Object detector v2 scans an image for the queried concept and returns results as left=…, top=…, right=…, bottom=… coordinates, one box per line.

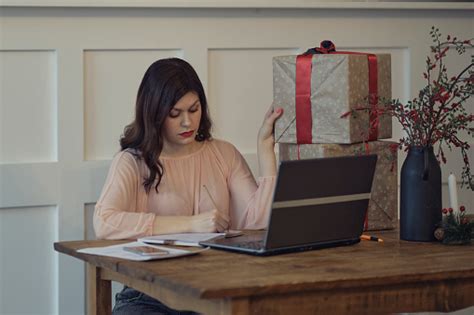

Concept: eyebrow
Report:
left=170, top=100, right=200, bottom=112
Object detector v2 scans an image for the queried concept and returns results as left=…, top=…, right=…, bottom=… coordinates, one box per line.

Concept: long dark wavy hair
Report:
left=120, top=58, right=212, bottom=193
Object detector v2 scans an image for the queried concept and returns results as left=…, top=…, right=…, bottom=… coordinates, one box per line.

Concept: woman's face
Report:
left=162, top=91, right=202, bottom=153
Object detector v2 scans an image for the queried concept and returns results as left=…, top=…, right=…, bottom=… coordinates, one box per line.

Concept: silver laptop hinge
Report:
left=272, top=193, right=371, bottom=209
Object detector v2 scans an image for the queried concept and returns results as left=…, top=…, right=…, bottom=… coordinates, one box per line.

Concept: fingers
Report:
left=264, top=107, right=283, bottom=125
left=258, top=106, right=283, bottom=143
left=214, top=219, right=228, bottom=233
left=193, top=209, right=230, bottom=232
left=264, top=104, right=283, bottom=120
left=264, top=104, right=275, bottom=119
left=214, top=208, right=230, bottom=223
left=270, top=107, right=283, bottom=122
left=210, top=209, right=230, bottom=232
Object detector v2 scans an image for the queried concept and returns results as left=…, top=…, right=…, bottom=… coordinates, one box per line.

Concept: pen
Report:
left=360, top=234, right=384, bottom=242
left=160, top=240, right=177, bottom=246
left=203, top=185, right=218, bottom=209
left=203, top=184, right=230, bottom=232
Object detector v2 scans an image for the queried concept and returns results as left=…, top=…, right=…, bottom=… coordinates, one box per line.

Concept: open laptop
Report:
left=199, top=154, right=377, bottom=256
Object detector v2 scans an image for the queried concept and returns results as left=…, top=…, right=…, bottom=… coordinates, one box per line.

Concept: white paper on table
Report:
left=77, top=241, right=208, bottom=261
left=138, top=230, right=242, bottom=247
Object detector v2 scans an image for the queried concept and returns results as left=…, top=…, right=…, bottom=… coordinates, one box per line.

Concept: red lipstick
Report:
left=179, top=130, right=194, bottom=138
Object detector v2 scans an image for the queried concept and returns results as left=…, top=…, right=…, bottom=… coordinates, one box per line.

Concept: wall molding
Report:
left=1, top=0, right=473, bottom=10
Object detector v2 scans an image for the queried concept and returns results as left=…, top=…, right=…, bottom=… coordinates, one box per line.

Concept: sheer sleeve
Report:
left=93, top=152, right=155, bottom=240
left=227, top=146, right=276, bottom=230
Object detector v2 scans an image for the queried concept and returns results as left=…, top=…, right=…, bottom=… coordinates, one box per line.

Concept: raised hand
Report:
left=258, top=105, right=284, bottom=149
left=257, top=105, right=283, bottom=177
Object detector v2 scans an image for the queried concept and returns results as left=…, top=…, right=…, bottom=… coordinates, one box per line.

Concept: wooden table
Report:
left=54, top=229, right=474, bottom=315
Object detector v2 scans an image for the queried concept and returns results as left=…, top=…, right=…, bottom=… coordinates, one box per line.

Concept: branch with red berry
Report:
left=343, top=27, right=473, bottom=190
left=434, top=206, right=474, bottom=244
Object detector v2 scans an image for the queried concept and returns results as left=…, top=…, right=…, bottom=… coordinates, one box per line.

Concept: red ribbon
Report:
left=362, top=141, right=371, bottom=230
left=389, top=143, right=398, bottom=173
left=366, top=55, right=379, bottom=141
left=295, top=41, right=380, bottom=143
left=295, top=54, right=313, bottom=144
left=364, top=142, right=371, bottom=155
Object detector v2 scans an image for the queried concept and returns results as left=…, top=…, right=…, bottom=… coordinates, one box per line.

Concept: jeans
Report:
left=112, top=286, right=200, bottom=315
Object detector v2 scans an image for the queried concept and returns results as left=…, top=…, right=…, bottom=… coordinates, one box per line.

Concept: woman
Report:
left=93, top=58, right=282, bottom=314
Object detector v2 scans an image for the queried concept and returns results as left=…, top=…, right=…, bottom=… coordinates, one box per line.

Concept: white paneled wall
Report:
left=84, top=49, right=183, bottom=160
left=0, top=206, right=58, bottom=315
left=208, top=48, right=298, bottom=153
left=0, top=50, right=57, bottom=163
left=0, top=3, right=473, bottom=314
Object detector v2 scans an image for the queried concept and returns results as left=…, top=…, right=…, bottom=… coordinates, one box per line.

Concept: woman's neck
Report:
left=160, top=140, right=204, bottom=158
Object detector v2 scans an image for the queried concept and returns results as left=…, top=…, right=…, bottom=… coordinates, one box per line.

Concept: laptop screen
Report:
left=264, top=154, right=377, bottom=249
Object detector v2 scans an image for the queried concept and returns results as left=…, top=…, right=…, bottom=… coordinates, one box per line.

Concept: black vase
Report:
left=400, top=146, right=442, bottom=241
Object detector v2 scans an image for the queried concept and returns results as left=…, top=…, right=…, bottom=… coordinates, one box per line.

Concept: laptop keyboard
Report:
left=233, top=240, right=264, bottom=250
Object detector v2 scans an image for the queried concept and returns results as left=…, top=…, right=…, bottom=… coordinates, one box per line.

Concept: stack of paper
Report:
left=77, top=241, right=207, bottom=261
left=138, top=230, right=243, bottom=247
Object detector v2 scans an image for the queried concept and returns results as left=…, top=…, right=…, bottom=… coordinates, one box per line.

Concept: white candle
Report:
left=448, top=173, right=459, bottom=216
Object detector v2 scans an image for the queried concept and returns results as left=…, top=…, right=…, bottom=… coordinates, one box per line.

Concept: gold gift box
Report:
left=273, top=53, right=392, bottom=144
left=279, top=141, right=398, bottom=231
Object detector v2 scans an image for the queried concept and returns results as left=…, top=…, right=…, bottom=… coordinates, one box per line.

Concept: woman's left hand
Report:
left=257, top=105, right=283, bottom=177
left=258, top=105, right=283, bottom=149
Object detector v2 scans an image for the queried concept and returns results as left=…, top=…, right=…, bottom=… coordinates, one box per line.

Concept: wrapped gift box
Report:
left=279, top=141, right=398, bottom=230
left=273, top=49, right=392, bottom=144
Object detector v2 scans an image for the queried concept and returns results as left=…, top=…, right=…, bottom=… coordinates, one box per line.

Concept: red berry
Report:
left=460, top=206, right=466, bottom=212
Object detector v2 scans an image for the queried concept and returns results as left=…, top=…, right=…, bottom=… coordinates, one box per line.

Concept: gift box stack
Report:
left=273, top=41, right=398, bottom=231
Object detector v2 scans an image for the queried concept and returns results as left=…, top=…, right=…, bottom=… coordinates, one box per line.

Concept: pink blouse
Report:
left=93, top=139, right=276, bottom=240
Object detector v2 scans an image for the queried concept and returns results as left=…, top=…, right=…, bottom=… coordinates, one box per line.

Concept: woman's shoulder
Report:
left=206, top=138, right=242, bottom=160
left=114, top=148, right=138, bottom=160
left=207, top=138, right=239, bottom=154
left=111, top=149, right=142, bottom=170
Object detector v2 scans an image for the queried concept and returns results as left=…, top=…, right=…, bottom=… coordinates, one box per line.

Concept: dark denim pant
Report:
left=112, top=286, right=200, bottom=315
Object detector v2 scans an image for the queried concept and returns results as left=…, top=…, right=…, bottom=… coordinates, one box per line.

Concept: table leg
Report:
left=86, top=263, right=111, bottom=315
left=225, top=298, right=250, bottom=315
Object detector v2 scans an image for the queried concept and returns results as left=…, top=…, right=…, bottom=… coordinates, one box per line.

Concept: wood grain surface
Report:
left=54, top=229, right=474, bottom=307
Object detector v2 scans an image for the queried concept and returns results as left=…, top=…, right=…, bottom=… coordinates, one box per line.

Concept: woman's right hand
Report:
left=190, top=209, right=230, bottom=233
